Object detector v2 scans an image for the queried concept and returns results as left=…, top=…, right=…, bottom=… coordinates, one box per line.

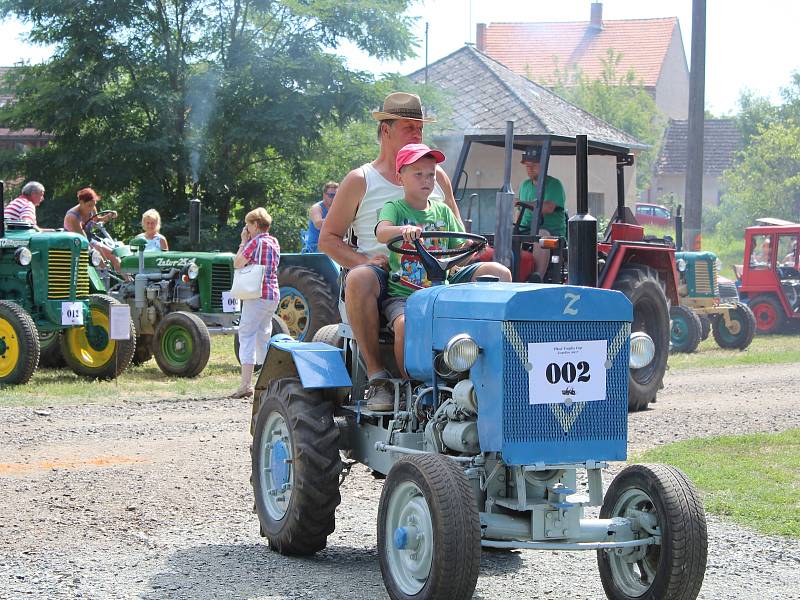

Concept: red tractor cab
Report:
left=735, top=219, right=800, bottom=334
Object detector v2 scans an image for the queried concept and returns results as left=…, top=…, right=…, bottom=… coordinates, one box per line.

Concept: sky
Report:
left=1, top=0, right=798, bottom=115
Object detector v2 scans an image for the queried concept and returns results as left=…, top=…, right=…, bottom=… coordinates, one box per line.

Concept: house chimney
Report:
left=476, top=23, right=487, bottom=52
left=590, top=2, right=603, bottom=30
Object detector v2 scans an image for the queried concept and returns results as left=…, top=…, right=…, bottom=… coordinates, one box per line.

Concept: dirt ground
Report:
left=1, top=362, right=799, bottom=599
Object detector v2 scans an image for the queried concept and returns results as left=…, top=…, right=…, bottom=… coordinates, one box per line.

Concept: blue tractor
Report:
left=248, top=223, right=708, bottom=598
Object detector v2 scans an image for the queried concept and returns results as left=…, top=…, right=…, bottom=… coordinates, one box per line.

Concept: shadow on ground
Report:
left=145, top=541, right=525, bottom=599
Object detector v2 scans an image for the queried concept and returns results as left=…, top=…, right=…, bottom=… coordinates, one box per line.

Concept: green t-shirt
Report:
left=518, top=176, right=566, bottom=237
left=377, top=198, right=464, bottom=298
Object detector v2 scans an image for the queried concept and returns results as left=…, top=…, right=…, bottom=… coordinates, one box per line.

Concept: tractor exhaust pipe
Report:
left=494, top=121, right=515, bottom=269
left=189, top=198, right=201, bottom=250
left=675, top=205, right=683, bottom=251
left=567, top=135, right=597, bottom=287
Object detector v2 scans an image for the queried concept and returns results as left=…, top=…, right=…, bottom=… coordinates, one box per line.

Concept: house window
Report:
left=587, top=192, right=604, bottom=218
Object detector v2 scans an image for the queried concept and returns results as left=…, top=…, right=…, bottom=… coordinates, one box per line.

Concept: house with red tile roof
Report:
left=0, top=66, right=54, bottom=153
left=476, top=2, right=689, bottom=120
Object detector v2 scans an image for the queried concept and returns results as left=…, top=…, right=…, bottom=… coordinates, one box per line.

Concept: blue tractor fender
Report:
left=258, top=334, right=351, bottom=390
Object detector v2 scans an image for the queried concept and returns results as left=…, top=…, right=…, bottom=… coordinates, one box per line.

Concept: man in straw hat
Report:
left=319, top=91, right=462, bottom=410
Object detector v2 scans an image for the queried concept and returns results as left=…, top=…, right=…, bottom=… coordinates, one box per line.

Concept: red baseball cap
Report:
left=396, top=143, right=446, bottom=173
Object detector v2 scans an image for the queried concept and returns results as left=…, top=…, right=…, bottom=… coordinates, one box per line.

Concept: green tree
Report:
left=550, top=49, right=666, bottom=191
left=719, top=72, right=800, bottom=238
left=0, top=0, right=417, bottom=243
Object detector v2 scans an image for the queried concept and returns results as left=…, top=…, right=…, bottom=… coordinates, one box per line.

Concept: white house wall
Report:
left=654, top=27, right=690, bottom=120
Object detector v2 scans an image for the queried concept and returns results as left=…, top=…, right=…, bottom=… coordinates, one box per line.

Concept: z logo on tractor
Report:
left=563, top=292, right=580, bottom=316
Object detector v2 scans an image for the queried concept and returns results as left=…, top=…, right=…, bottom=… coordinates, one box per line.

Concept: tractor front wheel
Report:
left=697, top=314, right=711, bottom=341
left=611, top=265, right=670, bottom=412
left=713, top=302, right=756, bottom=350
left=153, top=311, right=210, bottom=377
left=598, top=464, right=707, bottom=600
left=669, top=306, right=702, bottom=353
left=251, top=377, right=342, bottom=555
left=378, top=454, right=481, bottom=600
left=748, top=295, right=786, bottom=334
left=0, top=300, right=40, bottom=385
left=60, top=294, right=136, bottom=379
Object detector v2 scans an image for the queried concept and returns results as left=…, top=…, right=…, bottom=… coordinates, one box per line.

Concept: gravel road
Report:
left=1, top=362, right=799, bottom=600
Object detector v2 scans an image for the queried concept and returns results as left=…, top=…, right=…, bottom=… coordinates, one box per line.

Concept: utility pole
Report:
left=683, top=0, right=706, bottom=250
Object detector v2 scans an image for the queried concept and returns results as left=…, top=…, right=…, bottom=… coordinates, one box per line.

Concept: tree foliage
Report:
left=0, top=0, right=417, bottom=248
left=550, top=48, right=666, bottom=191
left=718, top=72, right=800, bottom=238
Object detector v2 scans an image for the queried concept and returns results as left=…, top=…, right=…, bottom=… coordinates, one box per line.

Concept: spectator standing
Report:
left=303, top=181, right=338, bottom=253
left=231, top=207, right=281, bottom=399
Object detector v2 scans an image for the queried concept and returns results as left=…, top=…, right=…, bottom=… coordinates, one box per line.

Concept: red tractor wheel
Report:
left=748, top=295, right=786, bottom=334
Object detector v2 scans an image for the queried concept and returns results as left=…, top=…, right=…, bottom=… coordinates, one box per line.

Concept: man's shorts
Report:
left=344, top=263, right=389, bottom=304
left=381, top=262, right=482, bottom=329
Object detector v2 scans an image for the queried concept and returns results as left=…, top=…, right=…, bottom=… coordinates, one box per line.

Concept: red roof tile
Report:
left=481, top=18, right=679, bottom=88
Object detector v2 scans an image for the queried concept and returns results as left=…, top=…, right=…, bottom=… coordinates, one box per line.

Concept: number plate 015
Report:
left=526, top=340, right=607, bottom=405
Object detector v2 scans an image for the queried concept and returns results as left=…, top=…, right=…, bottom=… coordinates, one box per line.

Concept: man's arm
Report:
left=309, top=203, right=324, bottom=229
left=435, top=166, right=462, bottom=223
left=319, top=167, right=386, bottom=269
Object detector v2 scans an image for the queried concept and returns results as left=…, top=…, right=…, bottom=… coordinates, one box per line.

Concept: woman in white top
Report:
left=137, top=209, right=169, bottom=251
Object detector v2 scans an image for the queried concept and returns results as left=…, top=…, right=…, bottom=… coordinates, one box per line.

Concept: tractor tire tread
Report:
left=0, top=300, right=40, bottom=385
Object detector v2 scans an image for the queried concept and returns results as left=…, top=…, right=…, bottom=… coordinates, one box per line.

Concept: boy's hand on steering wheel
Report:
left=401, top=225, right=423, bottom=243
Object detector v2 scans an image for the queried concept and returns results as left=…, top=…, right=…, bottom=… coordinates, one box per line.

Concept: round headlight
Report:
left=629, top=331, right=655, bottom=369
left=676, top=258, right=687, bottom=272
left=15, top=247, right=32, bottom=266
left=89, top=249, right=103, bottom=267
left=443, top=334, right=480, bottom=372
left=186, top=263, right=200, bottom=280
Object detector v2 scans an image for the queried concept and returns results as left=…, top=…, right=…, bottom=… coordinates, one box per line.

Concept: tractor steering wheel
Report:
left=86, top=209, right=117, bottom=224
left=387, top=231, right=487, bottom=284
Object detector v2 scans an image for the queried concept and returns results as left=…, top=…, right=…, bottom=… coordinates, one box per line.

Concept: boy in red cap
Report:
left=375, top=143, right=510, bottom=388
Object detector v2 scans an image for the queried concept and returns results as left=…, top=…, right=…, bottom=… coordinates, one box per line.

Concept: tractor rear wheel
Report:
left=0, top=300, right=40, bottom=385
left=378, top=454, right=481, bottom=600
left=277, top=266, right=339, bottom=341
left=669, top=306, right=702, bottom=353
left=748, top=295, right=786, bottom=334
left=598, top=464, right=707, bottom=600
left=251, top=377, right=341, bottom=555
left=153, top=311, right=210, bottom=377
left=132, top=334, right=153, bottom=365
left=38, top=330, right=66, bottom=368
left=60, top=294, right=136, bottom=379
left=611, top=265, right=670, bottom=412
left=713, top=302, right=756, bottom=350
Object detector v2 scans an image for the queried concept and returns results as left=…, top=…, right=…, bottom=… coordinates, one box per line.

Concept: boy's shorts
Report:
left=381, top=262, right=482, bottom=329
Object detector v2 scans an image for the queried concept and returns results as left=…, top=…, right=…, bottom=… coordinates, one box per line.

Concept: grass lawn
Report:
left=0, top=335, right=241, bottom=407
left=667, top=333, right=800, bottom=370
left=637, top=429, right=800, bottom=538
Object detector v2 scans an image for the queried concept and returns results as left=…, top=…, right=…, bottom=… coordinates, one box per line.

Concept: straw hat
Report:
left=371, top=92, right=435, bottom=123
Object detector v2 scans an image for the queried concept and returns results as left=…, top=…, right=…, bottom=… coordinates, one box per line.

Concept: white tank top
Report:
left=352, top=162, right=445, bottom=258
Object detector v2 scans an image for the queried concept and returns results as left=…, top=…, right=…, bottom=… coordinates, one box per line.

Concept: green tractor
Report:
left=88, top=201, right=287, bottom=377
left=0, top=182, right=135, bottom=384
left=670, top=209, right=756, bottom=353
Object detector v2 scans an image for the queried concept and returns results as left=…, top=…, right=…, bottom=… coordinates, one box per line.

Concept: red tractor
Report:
left=454, top=130, right=677, bottom=412
left=734, top=219, right=800, bottom=334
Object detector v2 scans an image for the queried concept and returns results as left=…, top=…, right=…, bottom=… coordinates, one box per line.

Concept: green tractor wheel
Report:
left=153, top=311, right=210, bottom=377
left=0, top=300, right=40, bottom=385
left=669, top=305, right=702, bottom=353
left=713, top=302, right=756, bottom=350
left=60, top=294, right=136, bottom=380
left=38, top=330, right=66, bottom=368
